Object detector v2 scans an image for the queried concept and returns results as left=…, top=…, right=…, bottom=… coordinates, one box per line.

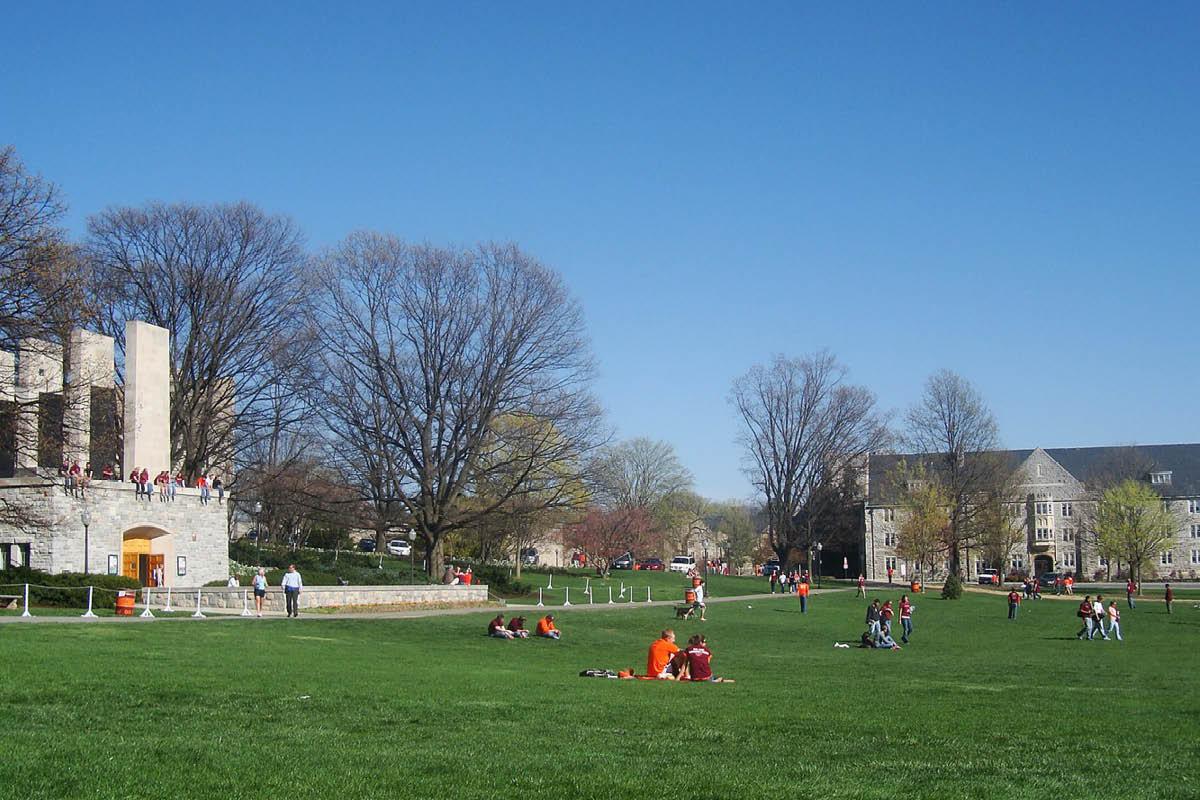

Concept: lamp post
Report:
left=253, top=501, right=263, bottom=561
left=407, top=530, right=416, bottom=584
left=816, top=541, right=823, bottom=589
left=80, top=505, right=92, bottom=575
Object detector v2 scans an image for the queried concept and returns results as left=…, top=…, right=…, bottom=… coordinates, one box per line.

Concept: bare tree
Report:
left=307, top=233, right=604, bottom=577
left=589, top=438, right=693, bottom=511
left=86, top=201, right=311, bottom=481
left=903, top=369, right=1011, bottom=577
left=731, top=351, right=890, bottom=569
left=563, top=507, right=655, bottom=577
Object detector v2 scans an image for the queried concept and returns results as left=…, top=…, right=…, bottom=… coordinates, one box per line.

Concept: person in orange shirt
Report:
left=646, top=629, right=684, bottom=679
left=798, top=579, right=810, bottom=613
left=535, top=614, right=560, bottom=639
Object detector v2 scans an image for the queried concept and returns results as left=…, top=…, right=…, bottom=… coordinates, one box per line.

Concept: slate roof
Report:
left=867, top=444, right=1200, bottom=504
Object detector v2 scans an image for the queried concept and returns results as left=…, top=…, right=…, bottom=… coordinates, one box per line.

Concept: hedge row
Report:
left=0, top=567, right=141, bottom=608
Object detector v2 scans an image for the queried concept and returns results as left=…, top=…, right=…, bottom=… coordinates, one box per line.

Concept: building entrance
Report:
left=121, top=527, right=172, bottom=586
left=1033, top=554, right=1054, bottom=576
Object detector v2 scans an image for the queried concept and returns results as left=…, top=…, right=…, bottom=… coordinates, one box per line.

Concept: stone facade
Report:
left=0, top=475, right=229, bottom=587
left=862, top=446, right=1200, bottom=582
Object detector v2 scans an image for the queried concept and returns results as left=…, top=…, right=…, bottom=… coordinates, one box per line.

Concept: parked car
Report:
left=386, top=539, right=412, bottom=557
left=520, top=547, right=539, bottom=566
left=669, top=555, right=696, bottom=573
left=637, top=558, right=664, bottom=571
left=357, top=538, right=377, bottom=553
left=612, top=552, right=635, bottom=570
left=977, top=569, right=1000, bottom=585
left=1038, top=571, right=1062, bottom=588
left=762, top=559, right=782, bottom=576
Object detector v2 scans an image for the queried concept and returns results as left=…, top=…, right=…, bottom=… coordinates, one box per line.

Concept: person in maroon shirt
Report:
left=1164, top=583, right=1174, bottom=614
left=506, top=615, right=529, bottom=638
left=880, top=600, right=895, bottom=636
left=488, top=614, right=515, bottom=639
left=1076, top=597, right=1095, bottom=639
left=683, top=634, right=734, bottom=683
left=1007, top=589, right=1021, bottom=620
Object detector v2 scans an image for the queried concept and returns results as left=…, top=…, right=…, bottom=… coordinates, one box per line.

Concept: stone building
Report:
left=0, top=320, right=229, bottom=586
left=861, top=444, right=1200, bottom=582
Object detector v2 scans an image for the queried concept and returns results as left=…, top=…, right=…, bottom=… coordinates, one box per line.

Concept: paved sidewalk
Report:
left=0, top=589, right=842, bottom=625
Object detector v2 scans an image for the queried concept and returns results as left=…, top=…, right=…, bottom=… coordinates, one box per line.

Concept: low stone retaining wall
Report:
left=145, top=584, right=489, bottom=612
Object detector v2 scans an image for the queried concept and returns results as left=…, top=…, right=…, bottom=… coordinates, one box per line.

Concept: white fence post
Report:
left=192, top=589, right=206, bottom=619
left=563, top=586, right=571, bottom=606
left=81, top=586, right=98, bottom=618
left=240, top=589, right=253, bottom=617
left=162, top=586, right=173, bottom=612
left=647, top=587, right=651, bottom=603
left=536, top=588, right=544, bottom=607
left=21, top=583, right=32, bottom=617
left=608, top=586, right=613, bottom=604
left=140, top=587, right=155, bottom=618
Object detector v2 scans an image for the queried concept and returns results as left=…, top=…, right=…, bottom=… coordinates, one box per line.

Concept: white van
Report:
left=669, top=555, right=696, bottom=573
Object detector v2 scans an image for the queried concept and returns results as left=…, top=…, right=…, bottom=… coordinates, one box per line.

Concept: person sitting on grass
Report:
left=683, top=634, right=735, bottom=683
left=647, top=629, right=682, bottom=679
left=506, top=615, right=530, bottom=638
left=536, top=614, right=560, bottom=639
left=875, top=629, right=901, bottom=649
left=488, top=614, right=515, bottom=639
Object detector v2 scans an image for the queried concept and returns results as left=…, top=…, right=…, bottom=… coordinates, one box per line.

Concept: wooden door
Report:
left=147, top=554, right=165, bottom=586
left=122, top=554, right=140, bottom=580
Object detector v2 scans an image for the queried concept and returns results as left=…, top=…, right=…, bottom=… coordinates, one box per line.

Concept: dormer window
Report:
left=1151, top=471, right=1172, bottom=485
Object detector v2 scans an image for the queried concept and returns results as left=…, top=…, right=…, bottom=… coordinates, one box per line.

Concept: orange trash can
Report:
left=910, top=580, right=922, bottom=594
left=114, top=591, right=136, bottom=616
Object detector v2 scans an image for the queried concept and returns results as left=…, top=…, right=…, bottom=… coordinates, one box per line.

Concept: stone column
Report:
left=123, top=321, right=170, bottom=475
left=64, top=328, right=115, bottom=467
left=16, top=338, right=63, bottom=470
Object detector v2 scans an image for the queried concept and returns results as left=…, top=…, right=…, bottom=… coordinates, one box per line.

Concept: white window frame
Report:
left=1191, top=549, right=1200, bottom=565
left=1151, top=471, right=1172, bottom=485
left=1062, top=552, right=1076, bottom=567
left=884, top=532, right=896, bottom=547
left=1060, top=503, right=1072, bottom=517
left=1061, top=528, right=1075, bottom=542
left=1191, top=524, right=1200, bottom=539
left=1160, top=551, right=1173, bottom=565
left=1189, top=499, right=1200, bottom=514
left=884, top=556, right=897, bottom=571
left=881, top=508, right=895, bottom=523
left=1035, top=502, right=1053, bottom=515
left=1036, top=528, right=1053, bottom=541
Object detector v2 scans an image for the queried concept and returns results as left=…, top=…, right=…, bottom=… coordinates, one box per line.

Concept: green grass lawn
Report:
left=0, top=590, right=1196, bottom=799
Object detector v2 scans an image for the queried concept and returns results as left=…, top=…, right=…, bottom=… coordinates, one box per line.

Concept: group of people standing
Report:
left=768, top=568, right=810, bottom=595
left=862, top=595, right=913, bottom=648
left=125, top=467, right=223, bottom=503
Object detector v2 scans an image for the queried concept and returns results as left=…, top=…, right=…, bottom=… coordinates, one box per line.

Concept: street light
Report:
left=816, top=541, right=823, bottom=589
left=407, top=529, right=416, bottom=584
left=80, top=505, right=92, bottom=575
left=253, top=501, right=263, bottom=561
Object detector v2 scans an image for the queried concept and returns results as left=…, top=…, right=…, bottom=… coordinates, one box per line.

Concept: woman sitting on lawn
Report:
left=684, top=634, right=734, bottom=683
left=506, top=616, right=530, bottom=638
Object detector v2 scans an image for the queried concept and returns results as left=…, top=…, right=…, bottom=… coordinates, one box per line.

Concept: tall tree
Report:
left=87, top=201, right=311, bottom=481
left=708, top=501, right=762, bottom=571
left=1090, top=480, right=1179, bottom=586
left=731, top=351, right=890, bottom=569
left=903, top=369, right=1010, bottom=576
left=589, top=438, right=693, bottom=511
left=562, top=507, right=655, bottom=577
left=308, top=233, right=604, bottom=577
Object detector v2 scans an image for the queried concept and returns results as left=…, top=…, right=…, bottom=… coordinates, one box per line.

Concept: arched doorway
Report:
left=122, top=526, right=175, bottom=587
left=1033, top=554, right=1053, bottom=577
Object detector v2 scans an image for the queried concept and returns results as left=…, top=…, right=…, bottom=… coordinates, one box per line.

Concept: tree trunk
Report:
left=427, top=535, right=444, bottom=578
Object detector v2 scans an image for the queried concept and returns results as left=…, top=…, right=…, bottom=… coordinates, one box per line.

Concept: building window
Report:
left=1191, top=524, right=1200, bottom=539
left=1192, top=550, right=1200, bottom=565
left=975, top=560, right=986, bottom=574
left=1151, top=471, right=1172, bottom=485
left=1189, top=500, right=1200, bottom=514
left=881, top=508, right=895, bottom=523
left=1011, top=557, right=1024, bottom=570
left=1061, top=528, right=1075, bottom=542
left=1, top=543, right=31, bottom=569
left=1036, top=528, right=1053, bottom=541
left=1098, top=556, right=1108, bottom=568
left=884, top=532, right=896, bottom=546
left=1060, top=503, right=1072, bottom=517
left=1160, top=551, right=1173, bottom=566
left=1062, top=552, right=1076, bottom=567
left=884, top=557, right=897, bottom=571
left=1036, top=465, right=1043, bottom=477
left=1035, top=502, right=1053, bottom=515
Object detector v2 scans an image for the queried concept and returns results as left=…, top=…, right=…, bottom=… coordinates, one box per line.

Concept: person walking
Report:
left=1064, top=574, right=1074, bottom=595
left=1126, top=577, right=1137, bottom=609
left=1077, top=596, right=1095, bottom=640
left=1093, top=594, right=1110, bottom=639
left=1107, top=600, right=1123, bottom=641
left=281, top=564, right=303, bottom=618
left=1164, top=583, right=1174, bottom=614
left=899, top=595, right=913, bottom=643
left=856, top=574, right=867, bottom=598
left=769, top=569, right=778, bottom=594
left=886, top=565, right=894, bottom=585
left=865, top=599, right=882, bottom=639
left=252, top=568, right=268, bottom=617
left=1007, top=588, right=1021, bottom=620
left=798, top=578, right=809, bottom=613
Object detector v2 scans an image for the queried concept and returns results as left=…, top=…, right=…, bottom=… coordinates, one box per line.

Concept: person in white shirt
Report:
left=693, top=580, right=707, bottom=621
left=280, top=564, right=303, bottom=618
left=226, top=575, right=239, bottom=588
left=1107, top=601, right=1123, bottom=641
left=252, top=568, right=268, bottom=617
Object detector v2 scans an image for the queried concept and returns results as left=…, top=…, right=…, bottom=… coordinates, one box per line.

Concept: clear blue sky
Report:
left=4, top=3, right=1198, bottom=499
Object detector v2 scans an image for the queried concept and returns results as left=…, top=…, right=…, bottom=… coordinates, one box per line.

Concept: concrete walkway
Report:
left=0, top=589, right=842, bottom=624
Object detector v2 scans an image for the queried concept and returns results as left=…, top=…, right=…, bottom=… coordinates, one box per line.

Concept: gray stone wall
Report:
left=144, top=583, right=488, bottom=612
left=0, top=474, right=229, bottom=587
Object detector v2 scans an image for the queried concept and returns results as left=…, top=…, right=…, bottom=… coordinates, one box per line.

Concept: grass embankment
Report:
left=0, top=590, right=1195, bottom=799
